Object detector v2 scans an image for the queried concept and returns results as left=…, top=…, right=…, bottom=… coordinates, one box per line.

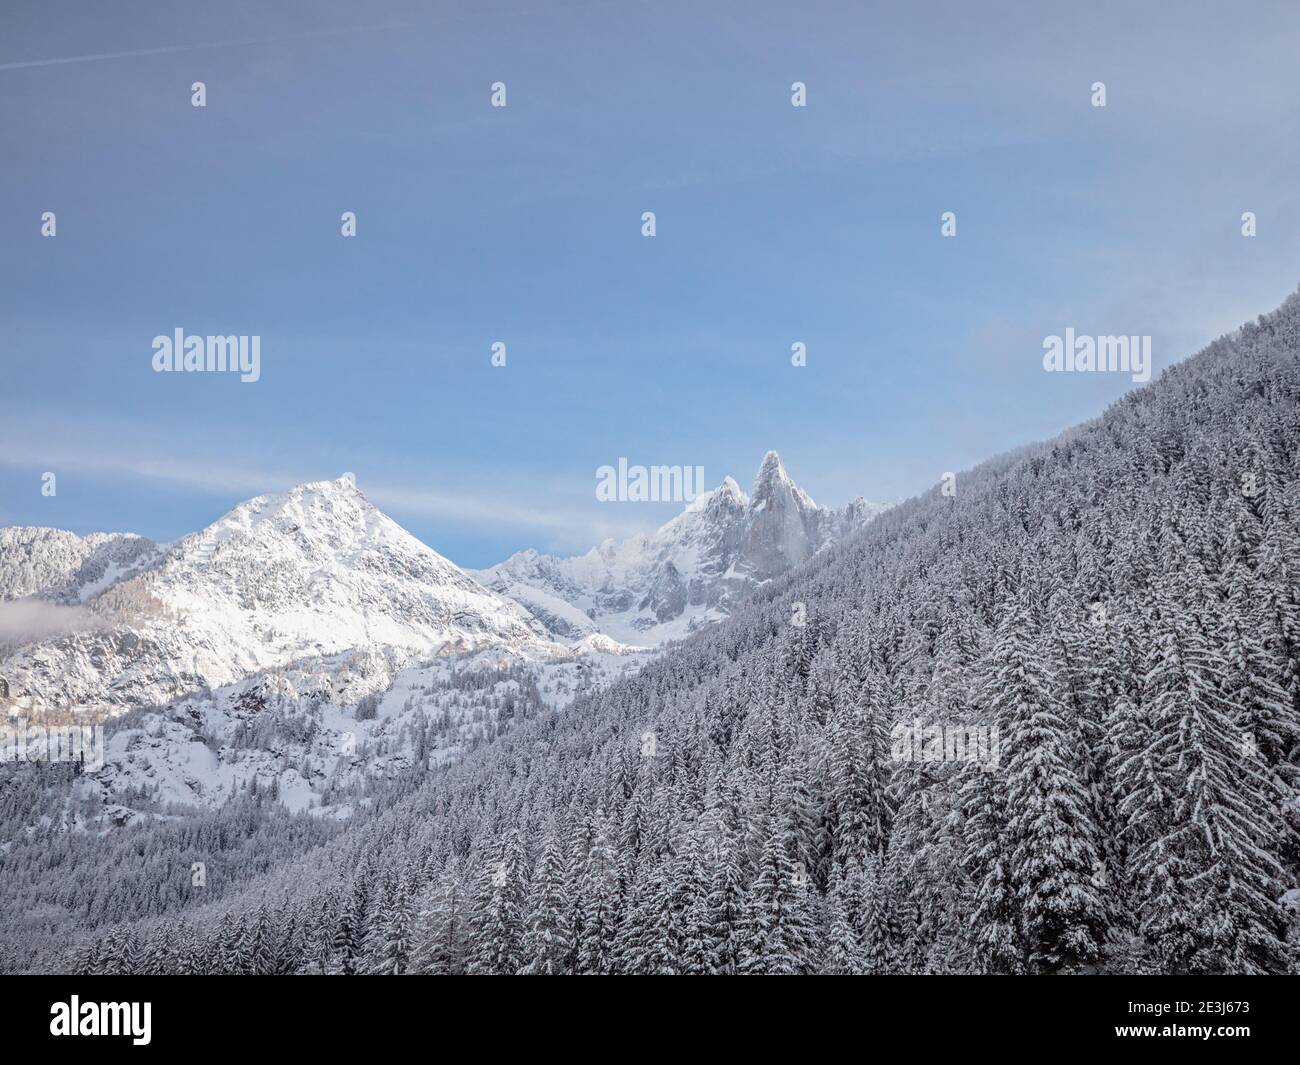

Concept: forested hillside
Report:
left=35, top=293, right=1300, bottom=975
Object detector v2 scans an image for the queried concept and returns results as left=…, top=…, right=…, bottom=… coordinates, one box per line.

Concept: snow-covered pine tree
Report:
left=376, top=876, right=414, bottom=975
left=740, top=785, right=816, bottom=975
left=413, top=857, right=469, bottom=975
left=986, top=590, right=1106, bottom=972
left=822, top=863, right=864, bottom=974
left=574, top=809, right=620, bottom=975
left=521, top=828, right=572, bottom=975
left=959, top=754, right=1022, bottom=973
left=469, top=827, right=528, bottom=975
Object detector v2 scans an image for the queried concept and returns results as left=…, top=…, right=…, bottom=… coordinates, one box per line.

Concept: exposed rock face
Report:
left=473, top=452, right=889, bottom=645
left=640, top=560, right=687, bottom=622
left=741, top=451, right=822, bottom=581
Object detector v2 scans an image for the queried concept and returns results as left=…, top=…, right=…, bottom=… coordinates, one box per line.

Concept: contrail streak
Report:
left=0, top=21, right=424, bottom=72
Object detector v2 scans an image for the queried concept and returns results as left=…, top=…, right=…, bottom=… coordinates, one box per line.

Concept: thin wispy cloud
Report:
left=0, top=20, right=429, bottom=72
left=0, top=422, right=658, bottom=553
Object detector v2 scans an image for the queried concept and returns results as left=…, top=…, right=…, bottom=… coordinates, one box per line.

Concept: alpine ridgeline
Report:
left=472, top=452, right=888, bottom=645
left=0, top=475, right=562, bottom=716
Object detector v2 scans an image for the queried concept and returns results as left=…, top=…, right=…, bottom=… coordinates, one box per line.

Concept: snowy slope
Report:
left=0, top=527, right=160, bottom=603
left=0, top=476, right=565, bottom=716
left=77, top=643, right=650, bottom=822
left=471, top=452, right=889, bottom=645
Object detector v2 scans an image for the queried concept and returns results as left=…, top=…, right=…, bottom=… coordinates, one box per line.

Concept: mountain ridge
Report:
left=471, top=451, right=888, bottom=645
left=0, top=475, right=564, bottom=716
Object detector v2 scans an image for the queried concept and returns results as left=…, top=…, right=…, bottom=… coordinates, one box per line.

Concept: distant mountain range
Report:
left=0, top=454, right=885, bottom=716
left=471, top=451, right=888, bottom=645
left=0, top=476, right=561, bottom=715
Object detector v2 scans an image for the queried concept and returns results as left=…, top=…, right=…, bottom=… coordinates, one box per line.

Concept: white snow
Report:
left=471, top=452, right=889, bottom=646
left=1, top=476, right=568, bottom=716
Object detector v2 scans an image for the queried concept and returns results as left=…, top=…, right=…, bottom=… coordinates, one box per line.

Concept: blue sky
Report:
left=3, top=0, right=1299, bottom=567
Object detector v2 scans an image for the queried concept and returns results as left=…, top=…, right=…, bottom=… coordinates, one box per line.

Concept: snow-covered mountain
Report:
left=75, top=644, right=648, bottom=824
left=0, top=475, right=564, bottom=716
left=0, top=527, right=159, bottom=604
left=471, top=452, right=888, bottom=645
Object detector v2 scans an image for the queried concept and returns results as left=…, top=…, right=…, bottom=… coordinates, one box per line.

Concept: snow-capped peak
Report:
left=175, top=475, right=420, bottom=576
left=473, top=453, right=889, bottom=646
left=749, top=450, right=817, bottom=515
left=685, top=474, right=747, bottom=513
left=752, top=449, right=791, bottom=491
left=0, top=477, right=564, bottom=716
